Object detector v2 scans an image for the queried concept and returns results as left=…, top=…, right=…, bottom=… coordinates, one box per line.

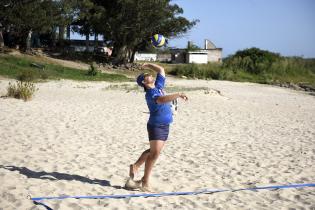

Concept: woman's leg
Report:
left=142, top=140, right=165, bottom=188
left=130, top=149, right=150, bottom=178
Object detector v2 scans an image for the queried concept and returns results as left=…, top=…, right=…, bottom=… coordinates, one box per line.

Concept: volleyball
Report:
left=151, top=34, right=166, bottom=47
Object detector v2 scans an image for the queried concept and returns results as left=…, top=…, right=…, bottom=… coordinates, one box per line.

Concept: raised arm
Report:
left=156, top=93, right=188, bottom=104
left=142, top=63, right=165, bottom=77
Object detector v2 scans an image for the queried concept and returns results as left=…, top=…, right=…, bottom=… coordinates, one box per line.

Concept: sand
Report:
left=0, top=78, right=314, bottom=210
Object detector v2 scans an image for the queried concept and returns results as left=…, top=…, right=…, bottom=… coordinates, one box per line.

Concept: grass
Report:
left=104, top=83, right=210, bottom=93
left=6, top=81, right=36, bottom=101
left=1, top=53, right=314, bottom=90
left=104, top=84, right=141, bottom=92
left=0, top=54, right=129, bottom=82
left=167, top=61, right=315, bottom=88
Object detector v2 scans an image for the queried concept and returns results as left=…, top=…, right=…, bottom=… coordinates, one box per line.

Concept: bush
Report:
left=224, top=47, right=281, bottom=74
left=40, top=71, right=49, bottom=80
left=170, top=63, right=226, bottom=80
left=16, top=69, right=49, bottom=81
left=7, top=81, right=36, bottom=101
left=16, top=70, right=36, bottom=82
left=87, top=63, right=99, bottom=76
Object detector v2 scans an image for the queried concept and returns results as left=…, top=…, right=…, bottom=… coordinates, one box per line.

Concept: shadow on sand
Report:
left=0, top=165, right=123, bottom=190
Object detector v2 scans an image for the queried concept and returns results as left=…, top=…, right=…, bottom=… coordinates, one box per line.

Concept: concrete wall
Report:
left=207, top=49, right=222, bottom=62
left=205, top=39, right=216, bottom=50
left=187, top=52, right=208, bottom=64
left=134, top=53, right=157, bottom=61
left=157, top=54, right=171, bottom=62
left=170, top=45, right=222, bottom=64
left=72, top=45, right=94, bottom=52
left=172, top=52, right=186, bottom=63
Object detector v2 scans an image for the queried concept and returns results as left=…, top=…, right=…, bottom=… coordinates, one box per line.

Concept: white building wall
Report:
left=134, top=53, right=157, bottom=61
left=187, top=53, right=208, bottom=64
left=73, top=46, right=94, bottom=52
left=207, top=49, right=222, bottom=62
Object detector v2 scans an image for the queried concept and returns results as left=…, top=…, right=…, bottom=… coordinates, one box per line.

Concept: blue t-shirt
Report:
left=145, top=73, right=173, bottom=125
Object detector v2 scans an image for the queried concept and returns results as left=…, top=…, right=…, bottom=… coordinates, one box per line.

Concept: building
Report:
left=186, top=50, right=208, bottom=64
left=134, top=52, right=172, bottom=62
left=171, top=49, right=186, bottom=63
left=134, top=52, right=157, bottom=62
left=170, top=39, right=222, bottom=64
left=204, top=39, right=222, bottom=62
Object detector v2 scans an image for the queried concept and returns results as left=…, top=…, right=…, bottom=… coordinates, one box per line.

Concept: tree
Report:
left=0, top=0, right=12, bottom=49
left=71, top=0, right=105, bottom=51
left=0, top=0, right=77, bottom=51
left=1, top=0, right=197, bottom=64
left=224, top=48, right=281, bottom=74
left=94, top=0, right=198, bottom=64
left=186, top=41, right=201, bottom=51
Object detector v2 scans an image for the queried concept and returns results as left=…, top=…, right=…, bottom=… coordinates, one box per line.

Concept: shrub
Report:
left=87, top=63, right=99, bottom=76
left=40, top=72, right=49, bottom=80
left=6, top=81, right=36, bottom=101
left=16, top=69, right=49, bottom=81
left=16, top=70, right=36, bottom=82
left=170, top=63, right=226, bottom=80
left=224, top=47, right=281, bottom=74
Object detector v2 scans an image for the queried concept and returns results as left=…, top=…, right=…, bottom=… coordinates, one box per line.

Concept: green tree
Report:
left=186, top=42, right=201, bottom=51
left=1, top=0, right=197, bottom=64
left=94, top=0, right=198, bottom=64
left=0, top=0, right=13, bottom=48
left=224, top=47, right=281, bottom=74
left=1, top=0, right=76, bottom=51
left=71, top=0, right=105, bottom=51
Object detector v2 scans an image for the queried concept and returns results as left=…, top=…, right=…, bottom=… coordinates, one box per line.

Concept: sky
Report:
left=169, top=0, right=315, bottom=58
left=72, top=0, right=315, bottom=58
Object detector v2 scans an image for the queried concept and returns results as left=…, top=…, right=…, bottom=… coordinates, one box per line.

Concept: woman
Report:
left=129, top=63, right=188, bottom=191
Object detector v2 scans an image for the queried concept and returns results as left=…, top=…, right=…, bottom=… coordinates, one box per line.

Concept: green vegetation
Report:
left=6, top=81, right=36, bottom=101
left=104, top=83, right=209, bottom=93
left=1, top=47, right=314, bottom=91
left=86, top=63, right=99, bottom=76
left=169, top=48, right=315, bottom=89
left=0, top=55, right=129, bottom=82
left=186, top=42, right=202, bottom=52
left=1, top=0, right=197, bottom=63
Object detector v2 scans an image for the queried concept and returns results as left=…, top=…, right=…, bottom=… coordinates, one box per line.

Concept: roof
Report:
left=205, top=39, right=216, bottom=49
left=187, top=50, right=208, bottom=54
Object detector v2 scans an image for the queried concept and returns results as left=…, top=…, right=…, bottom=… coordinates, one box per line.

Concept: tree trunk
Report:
left=26, top=29, right=32, bottom=52
left=130, top=48, right=137, bottom=63
left=94, top=33, right=98, bottom=50
left=85, top=33, right=89, bottom=52
left=0, top=22, right=4, bottom=49
left=51, top=27, right=57, bottom=47
left=66, top=25, right=71, bottom=40
left=59, top=26, right=65, bottom=40
left=0, top=29, right=4, bottom=50
left=112, top=44, right=128, bottom=65
left=59, top=26, right=65, bottom=47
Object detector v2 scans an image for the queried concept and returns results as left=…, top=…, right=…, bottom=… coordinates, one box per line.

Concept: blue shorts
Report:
left=147, top=123, right=170, bottom=141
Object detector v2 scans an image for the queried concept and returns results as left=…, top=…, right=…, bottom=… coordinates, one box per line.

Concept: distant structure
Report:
left=170, top=39, right=222, bottom=64
left=122, top=39, right=222, bottom=64
left=134, top=52, right=157, bottom=62
left=186, top=50, right=208, bottom=64
left=66, top=39, right=112, bottom=56
left=204, top=39, right=222, bottom=62
left=134, top=52, right=172, bottom=62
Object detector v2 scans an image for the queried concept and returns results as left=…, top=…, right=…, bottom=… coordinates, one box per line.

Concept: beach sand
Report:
left=0, top=78, right=314, bottom=210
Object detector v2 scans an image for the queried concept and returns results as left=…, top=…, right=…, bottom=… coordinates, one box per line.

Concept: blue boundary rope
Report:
left=31, top=183, right=315, bottom=210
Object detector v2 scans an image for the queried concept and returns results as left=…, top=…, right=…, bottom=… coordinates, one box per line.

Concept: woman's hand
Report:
left=156, top=92, right=188, bottom=104
left=142, top=63, right=165, bottom=77
left=142, top=63, right=150, bottom=69
left=178, top=93, right=188, bottom=101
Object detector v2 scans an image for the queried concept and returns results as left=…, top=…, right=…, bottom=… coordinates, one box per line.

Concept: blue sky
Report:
left=170, top=0, right=315, bottom=57
left=72, top=0, right=315, bottom=58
